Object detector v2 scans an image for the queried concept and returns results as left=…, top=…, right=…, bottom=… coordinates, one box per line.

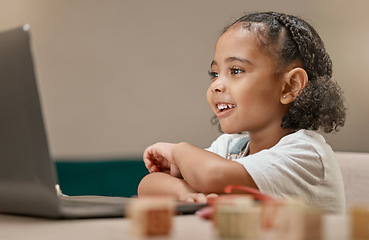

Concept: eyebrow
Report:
left=210, top=57, right=252, bottom=67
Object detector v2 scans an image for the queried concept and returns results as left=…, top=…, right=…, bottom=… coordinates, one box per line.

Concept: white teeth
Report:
left=217, top=104, right=226, bottom=110
left=217, top=104, right=236, bottom=110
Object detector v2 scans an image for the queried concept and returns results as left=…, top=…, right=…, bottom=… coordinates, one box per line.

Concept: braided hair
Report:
left=222, top=12, right=346, bottom=133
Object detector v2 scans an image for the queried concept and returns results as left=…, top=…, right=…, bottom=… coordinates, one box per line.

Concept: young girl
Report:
left=138, top=11, right=346, bottom=214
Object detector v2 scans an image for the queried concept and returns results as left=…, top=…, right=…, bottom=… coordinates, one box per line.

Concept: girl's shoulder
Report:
left=279, top=130, right=329, bottom=150
left=276, top=129, right=335, bottom=161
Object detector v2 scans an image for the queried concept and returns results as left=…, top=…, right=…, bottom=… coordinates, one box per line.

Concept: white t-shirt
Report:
left=206, top=129, right=345, bottom=214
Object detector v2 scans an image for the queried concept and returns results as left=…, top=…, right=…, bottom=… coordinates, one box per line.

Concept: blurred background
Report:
left=0, top=0, right=368, bottom=160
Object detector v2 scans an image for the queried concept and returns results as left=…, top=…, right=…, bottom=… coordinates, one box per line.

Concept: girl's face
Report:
left=206, top=25, right=288, bottom=135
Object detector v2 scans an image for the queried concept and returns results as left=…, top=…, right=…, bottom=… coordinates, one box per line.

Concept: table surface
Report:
left=0, top=214, right=215, bottom=240
left=0, top=213, right=350, bottom=240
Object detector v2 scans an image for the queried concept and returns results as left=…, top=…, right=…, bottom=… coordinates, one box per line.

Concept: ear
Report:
left=280, top=67, right=308, bottom=104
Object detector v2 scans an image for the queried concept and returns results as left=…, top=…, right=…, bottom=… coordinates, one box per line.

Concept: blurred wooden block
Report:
left=214, top=195, right=260, bottom=239
left=303, top=207, right=323, bottom=240
left=261, top=197, right=321, bottom=240
left=127, top=197, right=175, bottom=236
left=267, top=199, right=305, bottom=240
left=351, top=205, right=369, bottom=240
left=322, top=215, right=350, bottom=240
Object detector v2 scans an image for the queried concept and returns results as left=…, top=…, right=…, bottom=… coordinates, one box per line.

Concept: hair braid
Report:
left=270, top=12, right=332, bottom=81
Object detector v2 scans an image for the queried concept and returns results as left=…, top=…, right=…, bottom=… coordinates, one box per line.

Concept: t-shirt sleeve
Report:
left=233, top=137, right=325, bottom=201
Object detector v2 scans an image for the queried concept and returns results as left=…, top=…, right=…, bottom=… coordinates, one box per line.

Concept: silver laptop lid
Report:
left=0, top=25, right=60, bottom=218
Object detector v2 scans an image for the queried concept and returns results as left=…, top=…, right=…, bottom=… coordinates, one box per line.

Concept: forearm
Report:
left=172, top=142, right=257, bottom=193
left=137, top=172, right=198, bottom=200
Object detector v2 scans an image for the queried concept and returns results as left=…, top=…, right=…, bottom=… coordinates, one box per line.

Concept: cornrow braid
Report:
left=214, top=11, right=346, bottom=133
left=270, top=12, right=333, bottom=81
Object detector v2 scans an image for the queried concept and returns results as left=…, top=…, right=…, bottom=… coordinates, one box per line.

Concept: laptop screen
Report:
left=0, top=25, right=60, bottom=217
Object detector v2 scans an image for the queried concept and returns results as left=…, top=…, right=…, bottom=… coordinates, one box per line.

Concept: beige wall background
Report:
left=0, top=0, right=368, bottom=159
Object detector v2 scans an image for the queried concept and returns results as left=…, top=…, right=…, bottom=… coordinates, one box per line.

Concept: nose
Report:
left=210, top=78, right=226, bottom=93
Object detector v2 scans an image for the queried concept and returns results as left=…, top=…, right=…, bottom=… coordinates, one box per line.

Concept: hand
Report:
left=181, top=193, right=218, bottom=203
left=143, top=142, right=182, bottom=177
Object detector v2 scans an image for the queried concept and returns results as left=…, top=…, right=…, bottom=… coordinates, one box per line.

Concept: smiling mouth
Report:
left=216, top=103, right=237, bottom=112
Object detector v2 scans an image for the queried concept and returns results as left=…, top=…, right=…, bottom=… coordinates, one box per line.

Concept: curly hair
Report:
left=218, top=11, right=346, bottom=133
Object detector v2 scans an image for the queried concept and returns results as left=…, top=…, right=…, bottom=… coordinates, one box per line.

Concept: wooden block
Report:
left=127, top=197, right=175, bottom=236
left=260, top=199, right=283, bottom=231
left=350, top=205, right=369, bottom=240
left=260, top=197, right=308, bottom=240
left=303, top=208, right=323, bottom=240
left=322, top=215, right=349, bottom=240
left=214, top=195, right=260, bottom=239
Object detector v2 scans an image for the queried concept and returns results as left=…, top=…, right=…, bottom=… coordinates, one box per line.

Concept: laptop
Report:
left=0, top=25, right=206, bottom=219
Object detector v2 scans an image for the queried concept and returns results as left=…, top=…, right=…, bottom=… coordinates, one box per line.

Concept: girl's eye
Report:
left=208, top=70, right=219, bottom=80
left=230, top=68, right=244, bottom=75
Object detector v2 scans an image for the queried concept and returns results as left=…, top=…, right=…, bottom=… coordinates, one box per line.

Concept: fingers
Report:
left=183, top=193, right=208, bottom=203
left=143, top=145, right=163, bottom=172
left=152, top=148, right=164, bottom=163
left=143, top=143, right=173, bottom=173
left=195, top=194, right=208, bottom=203
left=148, top=165, right=160, bottom=173
left=183, top=196, right=195, bottom=203
left=206, top=193, right=219, bottom=199
left=143, top=147, right=154, bottom=169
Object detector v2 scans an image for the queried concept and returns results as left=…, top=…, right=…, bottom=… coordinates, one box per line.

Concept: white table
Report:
left=0, top=214, right=215, bottom=240
left=0, top=213, right=350, bottom=240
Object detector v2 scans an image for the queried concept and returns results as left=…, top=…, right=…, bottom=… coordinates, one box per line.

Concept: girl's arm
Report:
left=172, top=142, right=258, bottom=194
left=137, top=172, right=211, bottom=202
